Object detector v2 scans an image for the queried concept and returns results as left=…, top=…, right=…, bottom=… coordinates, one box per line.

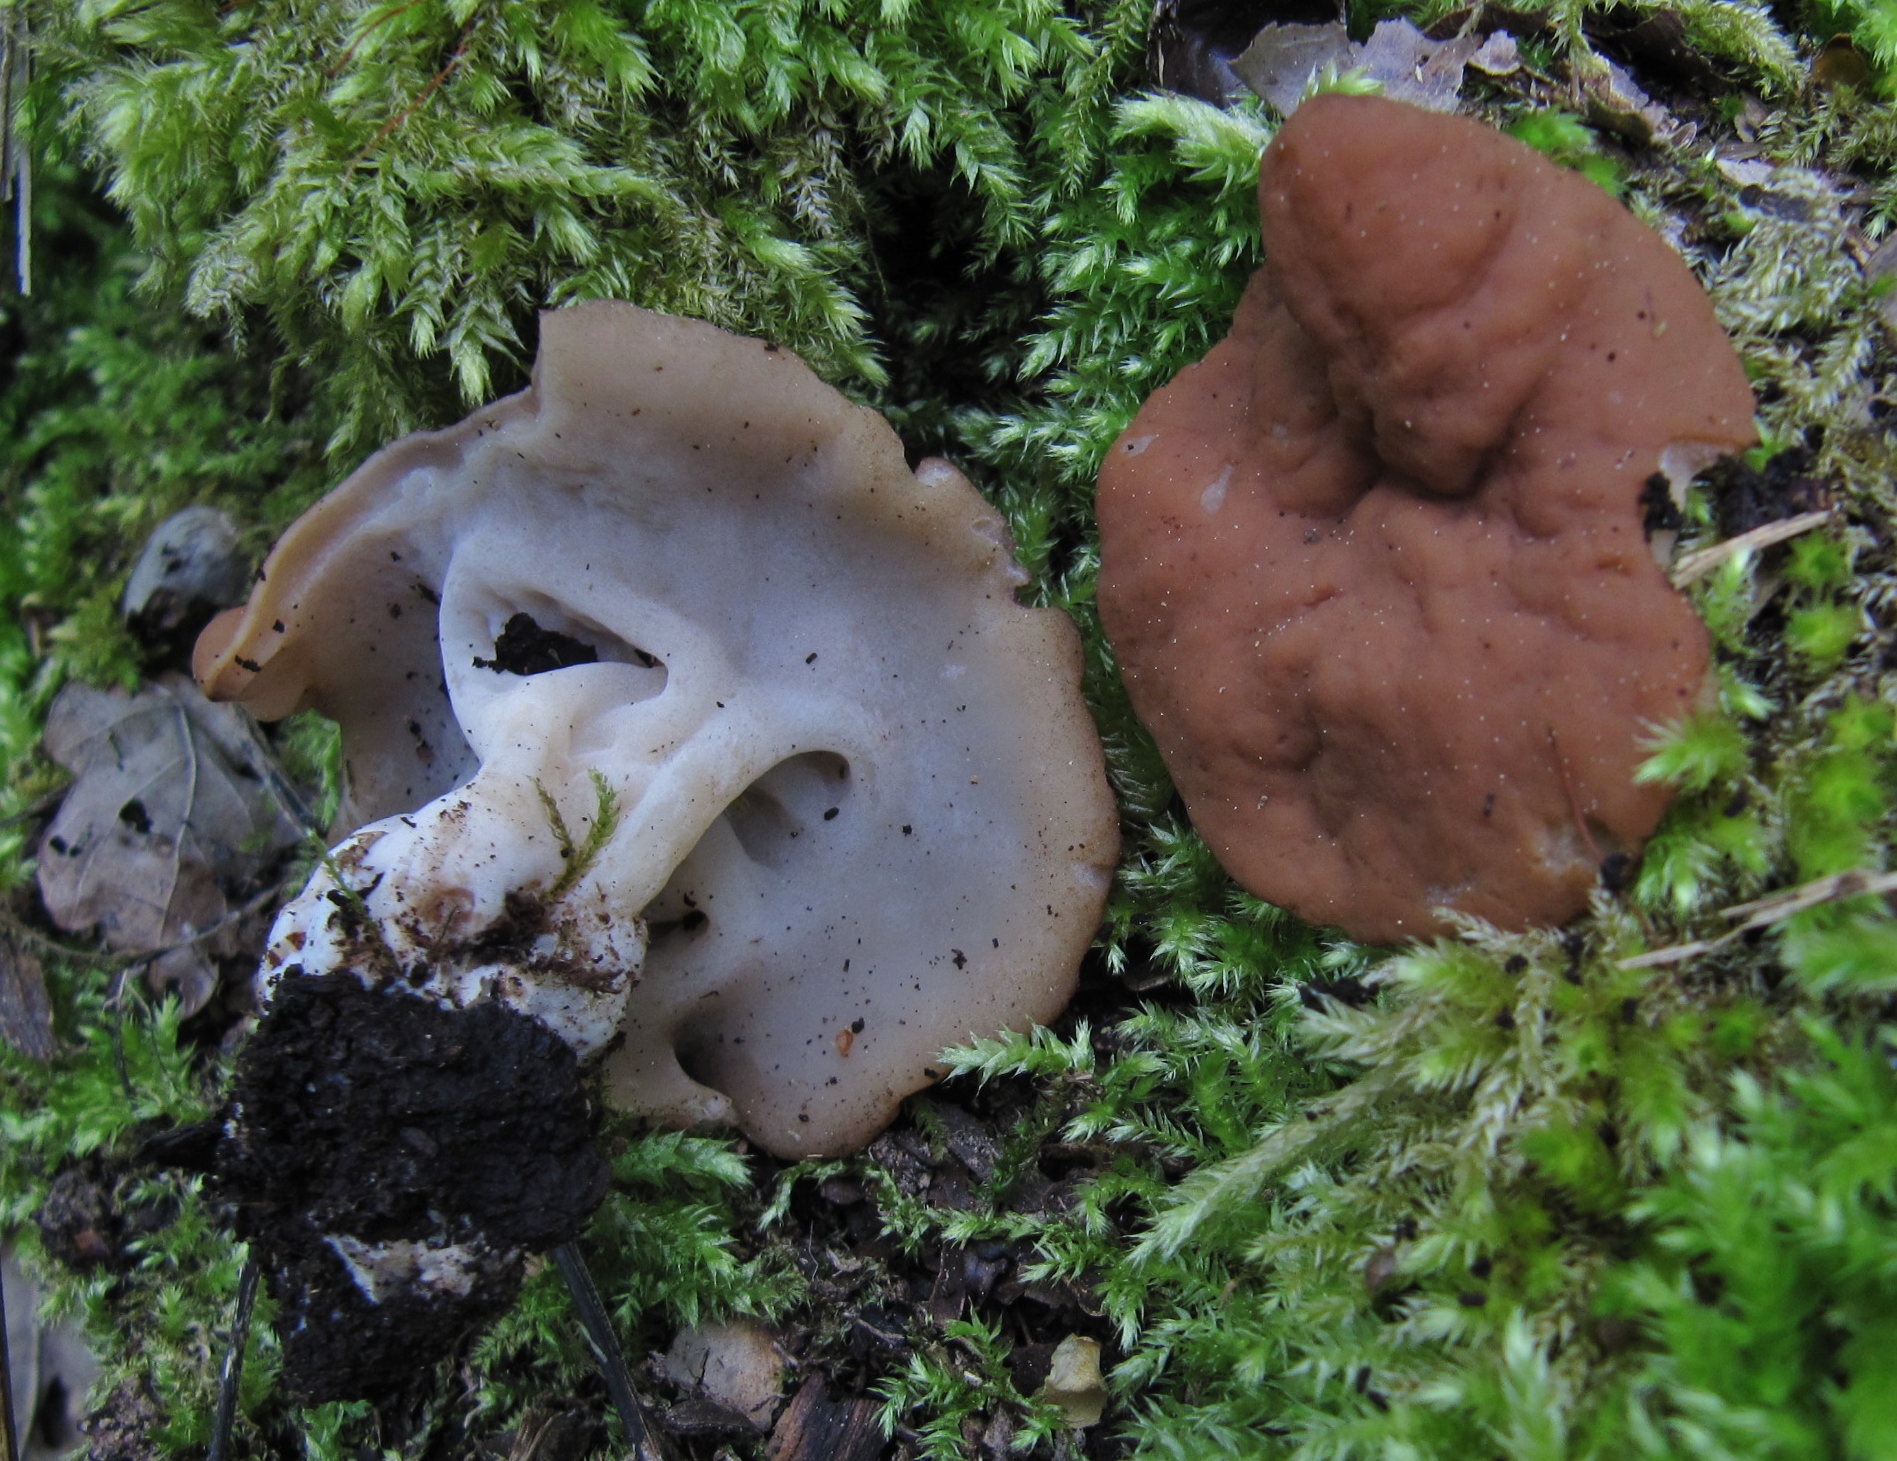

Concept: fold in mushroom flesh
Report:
left=198, top=300, right=1119, bottom=1160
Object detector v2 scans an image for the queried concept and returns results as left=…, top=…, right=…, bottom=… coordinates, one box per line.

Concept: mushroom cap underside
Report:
left=198, top=300, right=1120, bottom=1156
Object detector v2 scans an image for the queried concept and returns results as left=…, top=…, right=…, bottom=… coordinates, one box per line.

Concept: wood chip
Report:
left=1619, top=866, right=1897, bottom=969
left=765, top=1377, right=882, bottom=1461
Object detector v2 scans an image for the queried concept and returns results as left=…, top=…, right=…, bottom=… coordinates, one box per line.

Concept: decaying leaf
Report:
left=1355, top=20, right=1485, bottom=111
left=0, top=929, right=54, bottom=1060
left=4, top=1248, right=99, bottom=1460
left=1234, top=18, right=1494, bottom=116
left=1574, top=55, right=1679, bottom=146
left=1467, top=31, right=1522, bottom=77
left=1230, top=21, right=1352, bottom=115
left=35, top=672, right=304, bottom=1013
left=1149, top=0, right=1342, bottom=105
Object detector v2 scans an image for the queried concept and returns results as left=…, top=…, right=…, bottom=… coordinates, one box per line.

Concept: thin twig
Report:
left=0, top=872, right=298, bottom=971
left=0, top=786, right=67, bottom=832
left=206, top=1258, right=260, bottom=1461
left=1720, top=867, right=1897, bottom=926
left=350, top=10, right=481, bottom=169
left=1670, top=508, right=1834, bottom=588
left=0, top=1256, right=18, bottom=1461
left=167, top=697, right=202, bottom=951
left=1619, top=866, right=1897, bottom=969
left=0, top=4, right=12, bottom=302
left=10, top=11, right=24, bottom=301
left=105, top=960, right=139, bottom=1103
left=228, top=712, right=322, bottom=838
left=1546, top=726, right=1602, bottom=864
left=552, top=1244, right=676, bottom=1461
left=0, top=1, right=26, bottom=295
left=326, top=0, right=428, bottom=76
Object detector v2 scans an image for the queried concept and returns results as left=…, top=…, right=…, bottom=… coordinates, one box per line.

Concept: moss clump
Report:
left=1, top=0, right=1895, bottom=1458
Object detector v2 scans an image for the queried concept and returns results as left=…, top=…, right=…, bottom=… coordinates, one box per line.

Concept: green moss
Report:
left=1602, top=1021, right=1897, bottom=1458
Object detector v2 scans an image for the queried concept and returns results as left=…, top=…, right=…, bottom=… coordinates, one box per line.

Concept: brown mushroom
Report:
left=1097, top=94, right=1755, bottom=942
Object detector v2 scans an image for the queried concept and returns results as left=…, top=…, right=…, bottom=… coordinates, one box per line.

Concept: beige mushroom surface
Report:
left=197, top=300, right=1118, bottom=1157
left=1097, top=94, right=1756, bottom=942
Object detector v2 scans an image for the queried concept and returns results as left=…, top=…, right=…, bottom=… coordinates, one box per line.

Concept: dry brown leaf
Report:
left=663, top=1320, right=785, bottom=1432
left=35, top=672, right=304, bottom=1013
left=1234, top=18, right=1491, bottom=117
left=1231, top=21, right=1352, bottom=116
left=1356, top=20, right=1483, bottom=112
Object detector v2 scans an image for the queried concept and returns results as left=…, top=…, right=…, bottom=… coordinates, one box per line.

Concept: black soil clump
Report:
left=472, top=612, right=599, bottom=675
left=1703, top=445, right=1832, bottom=539
left=217, top=973, right=608, bottom=1403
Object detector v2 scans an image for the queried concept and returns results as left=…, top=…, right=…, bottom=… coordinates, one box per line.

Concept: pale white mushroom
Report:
left=196, top=301, right=1118, bottom=1158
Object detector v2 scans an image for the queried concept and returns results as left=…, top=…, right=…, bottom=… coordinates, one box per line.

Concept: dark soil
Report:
left=78, top=1379, right=166, bottom=1461
left=36, top=1154, right=179, bottom=1273
left=472, top=612, right=599, bottom=675
left=215, top=973, right=609, bottom=1403
left=1703, top=445, right=1833, bottom=538
left=617, top=949, right=1157, bottom=1461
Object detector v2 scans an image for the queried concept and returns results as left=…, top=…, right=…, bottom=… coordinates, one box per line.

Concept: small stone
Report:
left=1038, top=1334, right=1108, bottom=1429
left=122, top=506, right=249, bottom=645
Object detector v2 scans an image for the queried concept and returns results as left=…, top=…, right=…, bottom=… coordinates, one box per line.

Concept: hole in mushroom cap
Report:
left=473, top=612, right=601, bottom=674
left=646, top=906, right=709, bottom=942
left=720, top=752, right=851, bottom=871
left=461, top=602, right=666, bottom=684
left=641, top=750, right=854, bottom=939
left=671, top=1021, right=725, bottom=1098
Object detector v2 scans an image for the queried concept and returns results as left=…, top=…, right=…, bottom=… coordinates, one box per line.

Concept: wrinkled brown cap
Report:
left=1098, top=94, right=1755, bottom=942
